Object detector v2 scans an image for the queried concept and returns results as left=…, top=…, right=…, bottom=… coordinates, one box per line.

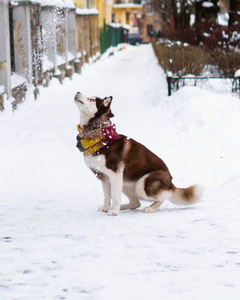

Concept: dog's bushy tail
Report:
left=169, top=184, right=204, bottom=206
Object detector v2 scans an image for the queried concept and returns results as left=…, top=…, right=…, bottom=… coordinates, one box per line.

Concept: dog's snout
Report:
left=74, top=92, right=84, bottom=105
left=75, top=92, right=81, bottom=99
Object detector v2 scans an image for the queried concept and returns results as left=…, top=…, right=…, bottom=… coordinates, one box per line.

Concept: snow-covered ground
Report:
left=1, top=44, right=240, bottom=300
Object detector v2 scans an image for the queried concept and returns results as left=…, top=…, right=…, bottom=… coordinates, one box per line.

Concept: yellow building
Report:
left=73, top=0, right=162, bottom=40
left=112, top=2, right=143, bottom=32
left=74, top=0, right=114, bottom=29
left=74, top=0, right=96, bottom=9
left=74, top=0, right=85, bottom=7
left=96, top=0, right=114, bottom=29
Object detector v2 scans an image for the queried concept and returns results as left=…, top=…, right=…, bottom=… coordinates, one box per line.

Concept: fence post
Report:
left=167, top=76, right=172, bottom=96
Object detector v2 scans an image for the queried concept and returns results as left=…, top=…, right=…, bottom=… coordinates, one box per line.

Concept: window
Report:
left=146, top=1, right=153, bottom=15
left=112, top=13, right=115, bottom=23
left=147, top=24, right=153, bottom=37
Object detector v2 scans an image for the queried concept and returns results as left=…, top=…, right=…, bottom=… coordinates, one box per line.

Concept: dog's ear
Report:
left=103, top=96, right=112, bottom=107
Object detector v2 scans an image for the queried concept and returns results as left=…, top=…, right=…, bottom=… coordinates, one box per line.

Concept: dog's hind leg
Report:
left=143, top=201, right=163, bottom=213
left=136, top=171, right=172, bottom=213
left=120, top=197, right=141, bottom=210
left=121, top=183, right=141, bottom=210
left=98, top=179, right=111, bottom=212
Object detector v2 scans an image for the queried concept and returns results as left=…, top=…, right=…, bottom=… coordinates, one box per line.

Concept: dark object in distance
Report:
left=128, top=33, right=143, bottom=45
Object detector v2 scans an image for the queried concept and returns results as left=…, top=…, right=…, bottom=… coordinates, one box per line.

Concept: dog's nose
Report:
left=74, top=92, right=81, bottom=101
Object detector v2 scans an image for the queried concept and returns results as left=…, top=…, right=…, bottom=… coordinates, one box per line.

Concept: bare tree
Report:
left=229, top=0, right=240, bottom=26
left=152, top=0, right=194, bottom=31
left=153, top=0, right=220, bottom=32
left=195, top=0, right=220, bottom=23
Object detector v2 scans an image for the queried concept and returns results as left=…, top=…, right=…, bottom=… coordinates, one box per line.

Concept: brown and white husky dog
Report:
left=74, top=92, right=203, bottom=216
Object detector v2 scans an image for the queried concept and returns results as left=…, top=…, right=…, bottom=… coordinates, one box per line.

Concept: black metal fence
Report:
left=167, top=76, right=240, bottom=98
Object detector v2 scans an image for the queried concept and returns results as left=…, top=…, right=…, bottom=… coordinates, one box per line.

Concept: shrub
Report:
left=152, top=39, right=210, bottom=77
left=209, top=48, right=240, bottom=93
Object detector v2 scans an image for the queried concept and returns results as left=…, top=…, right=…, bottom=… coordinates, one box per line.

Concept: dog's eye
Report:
left=89, top=98, right=96, bottom=102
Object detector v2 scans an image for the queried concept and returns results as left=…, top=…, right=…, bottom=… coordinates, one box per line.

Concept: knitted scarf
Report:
left=76, top=123, right=118, bottom=156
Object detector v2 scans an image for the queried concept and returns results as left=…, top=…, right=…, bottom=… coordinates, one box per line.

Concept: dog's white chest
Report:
left=84, top=154, right=106, bottom=173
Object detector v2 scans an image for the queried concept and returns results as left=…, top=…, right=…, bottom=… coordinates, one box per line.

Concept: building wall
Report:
left=112, top=4, right=143, bottom=32
left=139, top=2, right=162, bottom=42
left=96, top=0, right=113, bottom=29
left=74, top=0, right=85, bottom=7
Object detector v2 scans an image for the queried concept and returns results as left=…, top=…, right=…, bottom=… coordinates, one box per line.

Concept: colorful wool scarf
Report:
left=76, top=123, right=118, bottom=156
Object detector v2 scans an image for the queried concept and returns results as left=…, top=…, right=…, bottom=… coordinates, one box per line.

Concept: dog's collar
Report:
left=76, top=124, right=118, bottom=156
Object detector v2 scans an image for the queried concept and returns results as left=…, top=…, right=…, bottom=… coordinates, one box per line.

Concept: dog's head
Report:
left=74, top=92, right=113, bottom=128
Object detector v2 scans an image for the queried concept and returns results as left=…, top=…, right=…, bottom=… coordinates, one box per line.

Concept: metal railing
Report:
left=167, top=75, right=240, bottom=98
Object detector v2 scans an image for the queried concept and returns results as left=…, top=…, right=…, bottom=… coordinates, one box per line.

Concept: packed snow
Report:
left=1, top=44, right=240, bottom=300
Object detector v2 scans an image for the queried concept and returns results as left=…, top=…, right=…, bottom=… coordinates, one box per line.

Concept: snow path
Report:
left=1, top=44, right=240, bottom=300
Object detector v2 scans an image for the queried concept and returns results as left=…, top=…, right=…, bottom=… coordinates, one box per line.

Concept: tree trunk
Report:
left=229, top=0, right=239, bottom=26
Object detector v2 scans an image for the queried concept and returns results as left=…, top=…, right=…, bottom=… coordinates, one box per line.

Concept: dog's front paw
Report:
left=107, top=209, right=119, bottom=216
left=98, top=206, right=109, bottom=212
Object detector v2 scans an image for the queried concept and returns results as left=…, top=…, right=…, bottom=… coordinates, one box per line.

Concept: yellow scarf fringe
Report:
left=77, top=124, right=103, bottom=156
